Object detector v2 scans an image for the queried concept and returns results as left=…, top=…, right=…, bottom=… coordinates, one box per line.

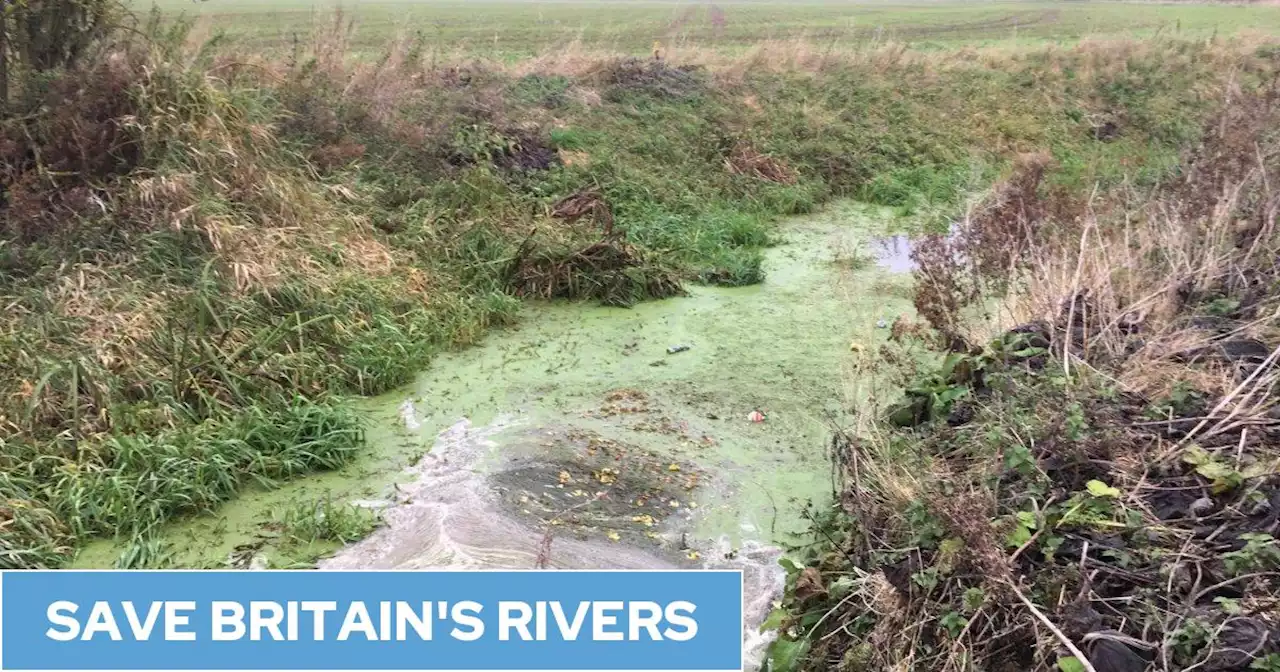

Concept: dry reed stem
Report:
left=1009, top=582, right=1100, bottom=672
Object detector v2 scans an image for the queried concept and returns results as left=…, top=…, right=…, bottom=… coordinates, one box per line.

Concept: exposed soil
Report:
left=601, top=58, right=705, bottom=101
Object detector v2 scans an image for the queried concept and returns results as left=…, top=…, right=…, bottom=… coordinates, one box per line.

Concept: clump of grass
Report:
left=115, top=537, right=176, bottom=570
left=0, top=397, right=362, bottom=568
left=276, top=497, right=383, bottom=546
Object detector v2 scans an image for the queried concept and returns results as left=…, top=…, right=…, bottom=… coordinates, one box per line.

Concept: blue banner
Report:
left=0, top=570, right=743, bottom=672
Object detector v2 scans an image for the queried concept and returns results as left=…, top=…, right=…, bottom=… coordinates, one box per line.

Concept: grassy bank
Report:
left=768, top=48, right=1280, bottom=672
left=1, top=5, right=1274, bottom=569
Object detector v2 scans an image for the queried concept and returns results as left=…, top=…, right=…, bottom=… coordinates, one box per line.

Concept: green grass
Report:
left=141, top=0, right=1280, bottom=57
left=255, top=496, right=384, bottom=567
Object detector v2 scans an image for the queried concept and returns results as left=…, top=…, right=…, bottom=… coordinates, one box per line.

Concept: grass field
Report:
left=151, top=0, right=1280, bottom=56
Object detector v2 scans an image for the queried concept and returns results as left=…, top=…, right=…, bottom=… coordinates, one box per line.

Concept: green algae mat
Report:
left=72, top=202, right=915, bottom=570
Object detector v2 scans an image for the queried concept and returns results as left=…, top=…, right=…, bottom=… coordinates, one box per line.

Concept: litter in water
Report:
left=667, top=344, right=691, bottom=354
left=399, top=399, right=422, bottom=431
left=747, top=410, right=766, bottom=423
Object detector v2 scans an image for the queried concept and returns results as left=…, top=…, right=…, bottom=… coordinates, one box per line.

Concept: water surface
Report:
left=73, top=201, right=916, bottom=667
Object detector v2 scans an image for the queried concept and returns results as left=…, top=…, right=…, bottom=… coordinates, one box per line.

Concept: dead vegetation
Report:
left=505, top=229, right=684, bottom=307
left=776, top=76, right=1280, bottom=672
left=599, top=57, right=705, bottom=101
left=551, top=189, right=615, bottom=234
left=726, top=142, right=798, bottom=185
left=500, top=190, right=684, bottom=307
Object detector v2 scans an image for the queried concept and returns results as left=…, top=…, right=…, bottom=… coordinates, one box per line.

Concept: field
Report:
left=153, top=0, right=1280, bottom=56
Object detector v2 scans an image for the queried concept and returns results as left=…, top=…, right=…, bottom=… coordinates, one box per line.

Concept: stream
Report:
left=72, top=201, right=917, bottom=669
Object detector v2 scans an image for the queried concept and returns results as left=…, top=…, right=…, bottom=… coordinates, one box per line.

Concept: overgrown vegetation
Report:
left=0, top=1, right=1271, bottom=572
left=770, top=57, right=1280, bottom=672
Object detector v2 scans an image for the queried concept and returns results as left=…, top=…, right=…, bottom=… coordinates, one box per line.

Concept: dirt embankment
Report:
left=773, top=83, right=1280, bottom=672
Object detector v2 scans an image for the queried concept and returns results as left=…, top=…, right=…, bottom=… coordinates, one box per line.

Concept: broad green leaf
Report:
left=962, top=587, right=986, bottom=612
left=1243, top=463, right=1277, bottom=479
left=940, top=353, right=964, bottom=377
left=1016, top=510, right=1038, bottom=530
left=828, top=576, right=856, bottom=598
left=799, top=610, right=824, bottom=629
left=768, top=638, right=810, bottom=672
left=1086, top=480, right=1120, bottom=498
left=1006, top=524, right=1033, bottom=548
left=1206, top=297, right=1240, bottom=316
left=1057, top=657, right=1087, bottom=672
left=1211, top=478, right=1237, bottom=495
left=759, top=608, right=789, bottom=633
left=1195, top=461, right=1235, bottom=479
left=1194, top=461, right=1242, bottom=494
left=1214, top=597, right=1243, bottom=615
left=1182, top=445, right=1211, bottom=466
left=937, top=385, right=970, bottom=404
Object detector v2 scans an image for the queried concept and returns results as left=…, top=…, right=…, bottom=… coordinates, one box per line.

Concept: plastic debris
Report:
left=667, top=344, right=691, bottom=354
left=398, top=399, right=421, bottom=431
left=747, top=410, right=766, bottom=423
left=876, top=317, right=890, bottom=329
left=1189, top=496, right=1214, bottom=516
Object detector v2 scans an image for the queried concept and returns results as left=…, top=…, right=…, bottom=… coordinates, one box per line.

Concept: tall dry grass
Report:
left=785, top=60, right=1280, bottom=672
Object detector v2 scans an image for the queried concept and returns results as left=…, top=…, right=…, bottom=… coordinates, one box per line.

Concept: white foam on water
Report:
left=349, top=499, right=393, bottom=510
left=322, top=417, right=787, bottom=670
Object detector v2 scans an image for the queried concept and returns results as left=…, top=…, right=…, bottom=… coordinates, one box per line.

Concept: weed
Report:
left=276, top=498, right=383, bottom=546
left=1223, top=534, right=1280, bottom=575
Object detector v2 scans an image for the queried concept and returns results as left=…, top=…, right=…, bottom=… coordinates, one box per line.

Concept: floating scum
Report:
left=0, top=571, right=744, bottom=671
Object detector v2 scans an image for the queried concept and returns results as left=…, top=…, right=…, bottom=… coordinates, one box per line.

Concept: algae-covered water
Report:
left=72, top=201, right=915, bottom=665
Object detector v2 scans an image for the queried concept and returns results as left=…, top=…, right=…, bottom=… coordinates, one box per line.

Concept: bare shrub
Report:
left=909, top=152, right=1059, bottom=349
